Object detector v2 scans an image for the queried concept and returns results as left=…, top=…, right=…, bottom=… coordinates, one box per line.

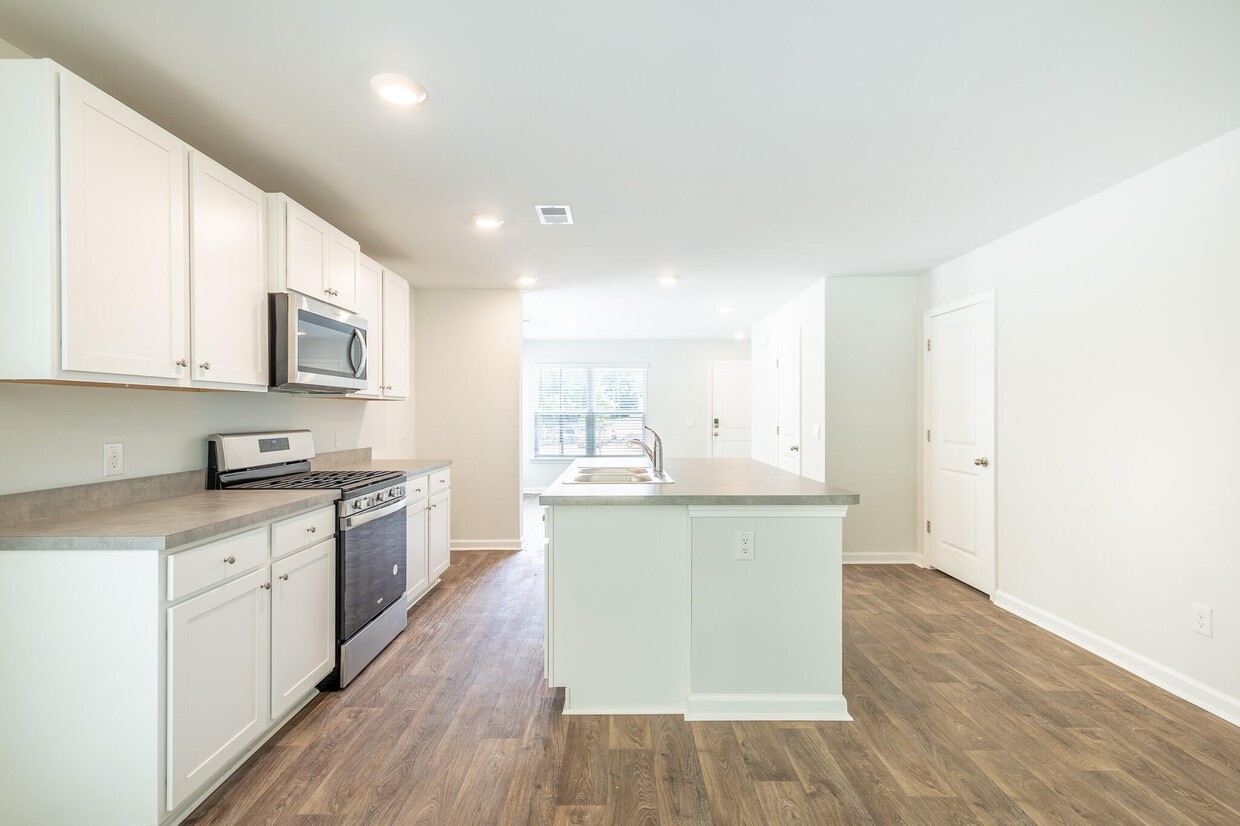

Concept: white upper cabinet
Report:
left=327, top=229, right=360, bottom=312
left=189, top=152, right=268, bottom=389
left=269, top=193, right=359, bottom=313
left=382, top=270, right=410, bottom=399
left=356, top=255, right=385, bottom=397
left=59, top=71, right=189, bottom=380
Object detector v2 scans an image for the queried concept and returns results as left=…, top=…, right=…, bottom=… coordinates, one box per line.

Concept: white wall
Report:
left=414, top=289, right=522, bottom=549
left=751, top=279, right=826, bottom=482
left=0, top=34, right=30, bottom=59
left=824, top=276, right=919, bottom=560
left=0, top=298, right=415, bottom=496
left=521, top=339, right=750, bottom=490
left=921, top=127, right=1240, bottom=723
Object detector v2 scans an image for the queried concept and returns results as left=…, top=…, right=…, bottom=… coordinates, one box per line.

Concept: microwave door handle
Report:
left=350, top=328, right=368, bottom=378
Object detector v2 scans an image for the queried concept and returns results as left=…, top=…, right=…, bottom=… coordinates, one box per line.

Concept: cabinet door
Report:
left=429, top=490, right=451, bottom=580
left=167, top=567, right=267, bottom=811
left=284, top=198, right=329, bottom=300
left=382, top=270, right=410, bottom=398
left=271, top=539, right=335, bottom=719
left=60, top=72, right=188, bottom=380
left=189, top=152, right=267, bottom=388
left=356, top=255, right=384, bottom=397
left=326, top=229, right=360, bottom=312
left=407, top=498, right=430, bottom=604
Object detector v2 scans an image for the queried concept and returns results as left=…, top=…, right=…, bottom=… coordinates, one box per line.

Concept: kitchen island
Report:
left=540, top=457, right=859, bottom=721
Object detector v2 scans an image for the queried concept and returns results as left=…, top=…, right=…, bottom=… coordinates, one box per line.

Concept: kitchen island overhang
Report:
left=540, top=457, right=859, bottom=721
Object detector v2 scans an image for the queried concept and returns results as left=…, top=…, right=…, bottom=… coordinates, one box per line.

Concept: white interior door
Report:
left=926, top=295, right=995, bottom=594
left=709, top=362, right=752, bottom=457
left=776, top=331, right=801, bottom=474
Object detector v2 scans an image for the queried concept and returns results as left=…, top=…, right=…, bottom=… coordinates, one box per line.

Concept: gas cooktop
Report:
left=231, top=469, right=403, bottom=492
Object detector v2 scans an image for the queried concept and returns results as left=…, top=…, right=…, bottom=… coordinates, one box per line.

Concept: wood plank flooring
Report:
left=186, top=547, right=1240, bottom=825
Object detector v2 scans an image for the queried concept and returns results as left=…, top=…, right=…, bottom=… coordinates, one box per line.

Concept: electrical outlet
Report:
left=334, top=430, right=343, bottom=448
left=735, top=530, right=754, bottom=560
left=103, top=442, right=124, bottom=477
left=1192, top=604, right=1213, bottom=637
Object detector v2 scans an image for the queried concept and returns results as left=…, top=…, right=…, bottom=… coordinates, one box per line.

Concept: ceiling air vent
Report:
left=535, top=205, right=573, bottom=225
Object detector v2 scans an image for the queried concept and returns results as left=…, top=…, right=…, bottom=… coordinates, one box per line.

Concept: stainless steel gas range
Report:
left=207, top=430, right=407, bottom=688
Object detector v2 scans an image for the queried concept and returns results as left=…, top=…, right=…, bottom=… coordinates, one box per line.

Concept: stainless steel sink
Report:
left=564, top=469, right=675, bottom=485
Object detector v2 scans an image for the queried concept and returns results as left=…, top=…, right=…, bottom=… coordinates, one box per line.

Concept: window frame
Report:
left=533, top=362, right=649, bottom=459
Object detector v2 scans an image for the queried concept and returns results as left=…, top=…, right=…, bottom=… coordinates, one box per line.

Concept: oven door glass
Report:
left=340, top=504, right=407, bottom=640
left=297, top=309, right=367, bottom=381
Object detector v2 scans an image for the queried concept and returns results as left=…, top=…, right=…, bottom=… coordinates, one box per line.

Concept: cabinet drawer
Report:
left=407, top=474, right=430, bottom=501
left=430, top=468, right=451, bottom=493
left=168, top=527, right=267, bottom=602
left=271, top=505, right=335, bottom=560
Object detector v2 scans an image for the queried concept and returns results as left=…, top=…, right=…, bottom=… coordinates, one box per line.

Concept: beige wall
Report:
left=414, top=288, right=522, bottom=549
left=0, top=34, right=30, bottom=58
left=824, top=276, right=919, bottom=560
left=921, top=126, right=1240, bottom=723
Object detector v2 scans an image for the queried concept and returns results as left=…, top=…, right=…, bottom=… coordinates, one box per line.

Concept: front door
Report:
left=926, top=295, right=995, bottom=594
left=709, top=362, right=752, bottom=457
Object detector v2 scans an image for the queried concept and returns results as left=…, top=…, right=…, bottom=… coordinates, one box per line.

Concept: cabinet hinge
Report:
left=776, top=425, right=780, bottom=435
left=926, top=429, right=931, bottom=442
left=926, top=339, right=931, bottom=351
left=775, top=358, right=780, bottom=369
left=926, top=520, right=931, bottom=533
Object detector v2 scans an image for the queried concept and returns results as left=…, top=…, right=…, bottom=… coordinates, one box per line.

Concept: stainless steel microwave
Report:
left=270, top=292, right=368, bottom=393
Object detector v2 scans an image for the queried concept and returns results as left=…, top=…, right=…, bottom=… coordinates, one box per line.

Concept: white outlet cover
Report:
left=1192, top=603, right=1213, bottom=637
left=735, top=530, right=755, bottom=560
left=103, top=442, right=124, bottom=477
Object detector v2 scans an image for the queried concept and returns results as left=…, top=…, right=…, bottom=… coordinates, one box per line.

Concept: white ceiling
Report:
left=3, top=1, right=1240, bottom=339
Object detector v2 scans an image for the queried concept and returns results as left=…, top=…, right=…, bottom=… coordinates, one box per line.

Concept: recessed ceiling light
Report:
left=717, top=305, right=734, bottom=314
left=369, top=73, right=428, bottom=107
left=474, top=215, right=504, bottom=229
left=657, top=275, right=678, bottom=287
left=516, top=275, right=539, bottom=287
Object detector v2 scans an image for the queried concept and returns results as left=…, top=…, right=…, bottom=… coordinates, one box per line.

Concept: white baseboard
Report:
left=684, top=693, right=851, bottom=722
left=450, top=539, right=523, bottom=551
left=993, top=591, right=1240, bottom=729
left=843, top=550, right=920, bottom=565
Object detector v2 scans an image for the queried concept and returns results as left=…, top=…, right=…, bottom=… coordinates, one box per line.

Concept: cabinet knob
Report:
left=223, top=555, right=236, bottom=564
left=279, top=573, right=289, bottom=581
left=307, top=525, right=317, bottom=533
left=261, top=581, right=271, bottom=590
left=974, top=457, right=989, bottom=467
left=199, top=361, right=211, bottom=371
left=324, top=289, right=333, bottom=296
left=176, top=358, right=188, bottom=367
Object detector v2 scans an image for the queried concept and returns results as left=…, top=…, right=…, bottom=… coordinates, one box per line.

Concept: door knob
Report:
left=974, top=457, right=989, bottom=467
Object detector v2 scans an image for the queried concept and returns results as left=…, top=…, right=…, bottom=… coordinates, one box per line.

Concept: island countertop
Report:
left=539, top=458, right=859, bottom=506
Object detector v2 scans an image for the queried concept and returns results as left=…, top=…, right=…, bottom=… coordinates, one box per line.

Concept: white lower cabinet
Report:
left=271, top=539, right=336, bottom=718
left=167, top=568, right=268, bottom=810
left=429, top=489, right=451, bottom=580
left=406, top=496, right=430, bottom=605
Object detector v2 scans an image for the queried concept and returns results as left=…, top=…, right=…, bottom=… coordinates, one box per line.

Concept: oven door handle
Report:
left=340, top=497, right=407, bottom=531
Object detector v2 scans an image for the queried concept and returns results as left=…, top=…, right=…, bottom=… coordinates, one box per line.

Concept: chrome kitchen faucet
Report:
left=627, top=426, right=665, bottom=477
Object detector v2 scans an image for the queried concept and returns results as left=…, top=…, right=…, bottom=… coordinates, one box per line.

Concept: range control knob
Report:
left=375, top=491, right=386, bottom=503
left=393, top=485, right=404, bottom=498
left=352, top=499, right=363, bottom=511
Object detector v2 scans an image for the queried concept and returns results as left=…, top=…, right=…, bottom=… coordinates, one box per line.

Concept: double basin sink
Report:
left=565, top=466, right=675, bottom=485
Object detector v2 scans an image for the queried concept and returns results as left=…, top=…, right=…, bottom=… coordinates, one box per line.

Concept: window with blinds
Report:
left=534, top=364, right=648, bottom=458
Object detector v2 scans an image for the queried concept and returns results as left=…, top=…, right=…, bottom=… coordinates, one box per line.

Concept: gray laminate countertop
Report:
left=0, top=490, right=339, bottom=551
left=539, top=458, right=859, bottom=506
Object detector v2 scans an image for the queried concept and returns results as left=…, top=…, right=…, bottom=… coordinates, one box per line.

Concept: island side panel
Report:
left=0, top=549, right=161, bottom=824
left=547, top=505, right=689, bottom=713
left=687, top=508, right=850, bottom=720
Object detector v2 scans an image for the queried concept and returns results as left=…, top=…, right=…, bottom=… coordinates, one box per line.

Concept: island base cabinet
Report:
left=547, top=506, right=690, bottom=713
left=271, top=539, right=336, bottom=719
left=687, top=511, right=849, bottom=721
left=167, top=568, right=268, bottom=811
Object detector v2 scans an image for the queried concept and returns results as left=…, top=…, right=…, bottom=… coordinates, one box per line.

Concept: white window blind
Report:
left=534, top=364, right=648, bottom=458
